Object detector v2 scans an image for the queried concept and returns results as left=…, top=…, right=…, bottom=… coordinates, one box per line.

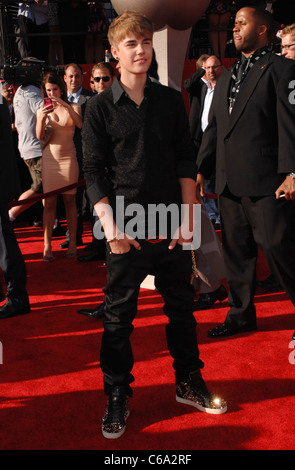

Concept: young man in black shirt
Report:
left=82, top=10, right=227, bottom=439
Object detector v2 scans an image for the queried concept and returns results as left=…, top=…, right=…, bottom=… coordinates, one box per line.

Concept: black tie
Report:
left=236, top=58, right=247, bottom=81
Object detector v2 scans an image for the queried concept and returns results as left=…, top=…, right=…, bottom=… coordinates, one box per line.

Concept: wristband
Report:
left=106, top=231, right=122, bottom=243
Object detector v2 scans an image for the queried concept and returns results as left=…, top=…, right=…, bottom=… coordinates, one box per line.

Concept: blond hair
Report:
left=108, top=10, right=154, bottom=48
left=91, top=61, right=115, bottom=77
left=281, top=23, right=295, bottom=40
left=196, top=54, right=210, bottom=70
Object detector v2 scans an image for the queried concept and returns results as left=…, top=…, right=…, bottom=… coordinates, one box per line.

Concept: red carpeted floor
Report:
left=0, top=221, right=294, bottom=451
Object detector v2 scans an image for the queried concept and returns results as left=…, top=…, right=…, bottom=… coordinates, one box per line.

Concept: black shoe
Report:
left=52, top=223, right=67, bottom=237
left=257, top=274, right=281, bottom=291
left=292, top=332, right=295, bottom=341
left=0, top=299, right=31, bottom=319
left=59, top=236, right=83, bottom=249
left=77, top=251, right=103, bottom=262
left=102, top=386, right=130, bottom=439
left=193, top=285, right=228, bottom=311
left=32, top=220, right=42, bottom=228
left=83, top=243, right=96, bottom=251
left=208, top=322, right=257, bottom=338
left=176, top=370, right=227, bottom=415
left=210, top=219, right=221, bottom=230
left=77, top=301, right=105, bottom=318
left=59, top=238, right=69, bottom=249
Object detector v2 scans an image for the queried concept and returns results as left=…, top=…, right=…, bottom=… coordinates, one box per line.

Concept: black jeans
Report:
left=101, top=239, right=204, bottom=394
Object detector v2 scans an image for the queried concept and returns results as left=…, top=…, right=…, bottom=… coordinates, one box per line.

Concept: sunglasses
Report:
left=91, top=76, right=111, bottom=83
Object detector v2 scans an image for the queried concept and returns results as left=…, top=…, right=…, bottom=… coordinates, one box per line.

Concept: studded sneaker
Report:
left=102, top=386, right=130, bottom=439
left=176, top=372, right=227, bottom=415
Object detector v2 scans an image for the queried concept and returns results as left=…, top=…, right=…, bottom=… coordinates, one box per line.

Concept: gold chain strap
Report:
left=190, top=249, right=198, bottom=285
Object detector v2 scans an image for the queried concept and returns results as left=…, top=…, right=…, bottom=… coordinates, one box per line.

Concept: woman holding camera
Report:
left=36, top=71, right=82, bottom=262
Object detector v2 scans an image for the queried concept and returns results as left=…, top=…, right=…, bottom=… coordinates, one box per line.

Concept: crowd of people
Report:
left=0, top=2, right=295, bottom=441
left=5, top=2, right=294, bottom=66
left=6, top=1, right=110, bottom=66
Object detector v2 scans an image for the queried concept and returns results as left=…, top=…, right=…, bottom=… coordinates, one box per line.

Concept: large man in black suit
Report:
left=0, top=98, right=30, bottom=319
left=197, top=6, right=295, bottom=338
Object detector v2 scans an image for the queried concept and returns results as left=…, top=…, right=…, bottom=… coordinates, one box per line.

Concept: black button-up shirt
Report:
left=82, top=77, right=197, bottom=236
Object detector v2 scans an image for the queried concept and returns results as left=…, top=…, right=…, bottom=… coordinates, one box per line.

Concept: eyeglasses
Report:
left=92, top=76, right=111, bottom=83
left=281, top=43, right=295, bottom=51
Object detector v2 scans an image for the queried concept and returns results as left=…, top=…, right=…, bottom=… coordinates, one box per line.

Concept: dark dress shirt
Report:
left=82, top=77, right=197, bottom=235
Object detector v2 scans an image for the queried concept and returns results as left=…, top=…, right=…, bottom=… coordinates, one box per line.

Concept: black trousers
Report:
left=58, top=3, right=88, bottom=64
left=0, top=202, right=28, bottom=302
left=219, top=189, right=295, bottom=330
left=101, top=239, right=204, bottom=394
left=16, top=15, right=49, bottom=62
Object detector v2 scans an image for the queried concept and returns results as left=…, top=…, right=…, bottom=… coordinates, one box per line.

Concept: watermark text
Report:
left=289, top=340, right=295, bottom=365
left=92, top=197, right=201, bottom=250
left=289, top=80, right=295, bottom=104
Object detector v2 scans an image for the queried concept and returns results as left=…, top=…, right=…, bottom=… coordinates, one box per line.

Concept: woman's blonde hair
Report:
left=108, top=10, right=154, bottom=48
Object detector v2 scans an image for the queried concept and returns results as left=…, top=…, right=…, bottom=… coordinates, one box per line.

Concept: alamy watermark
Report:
left=289, top=340, right=295, bottom=365
left=92, top=197, right=201, bottom=250
left=0, top=82, right=3, bottom=105
left=289, top=80, right=295, bottom=104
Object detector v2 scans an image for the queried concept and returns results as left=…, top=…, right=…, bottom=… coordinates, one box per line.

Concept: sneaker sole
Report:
left=101, top=410, right=130, bottom=439
left=0, top=307, right=31, bottom=319
left=176, top=395, right=227, bottom=415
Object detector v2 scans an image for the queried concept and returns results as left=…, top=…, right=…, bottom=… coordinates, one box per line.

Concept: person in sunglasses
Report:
left=76, top=61, right=116, bottom=266
left=90, top=62, right=116, bottom=94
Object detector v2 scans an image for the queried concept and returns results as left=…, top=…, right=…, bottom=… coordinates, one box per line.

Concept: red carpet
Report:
left=0, top=222, right=294, bottom=451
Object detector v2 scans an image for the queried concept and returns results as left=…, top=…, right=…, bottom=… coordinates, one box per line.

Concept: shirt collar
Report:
left=206, top=80, right=215, bottom=91
left=241, top=45, right=270, bottom=63
left=68, top=87, right=83, bottom=100
left=112, top=76, right=151, bottom=104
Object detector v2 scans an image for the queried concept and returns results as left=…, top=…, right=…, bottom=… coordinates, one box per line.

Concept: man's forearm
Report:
left=179, top=177, right=196, bottom=238
left=93, top=197, right=120, bottom=242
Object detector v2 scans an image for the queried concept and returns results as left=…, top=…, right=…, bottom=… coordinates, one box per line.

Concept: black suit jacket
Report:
left=184, top=68, right=207, bottom=143
left=74, top=87, right=93, bottom=173
left=197, top=52, right=295, bottom=197
left=193, top=83, right=208, bottom=152
left=77, top=87, right=93, bottom=114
